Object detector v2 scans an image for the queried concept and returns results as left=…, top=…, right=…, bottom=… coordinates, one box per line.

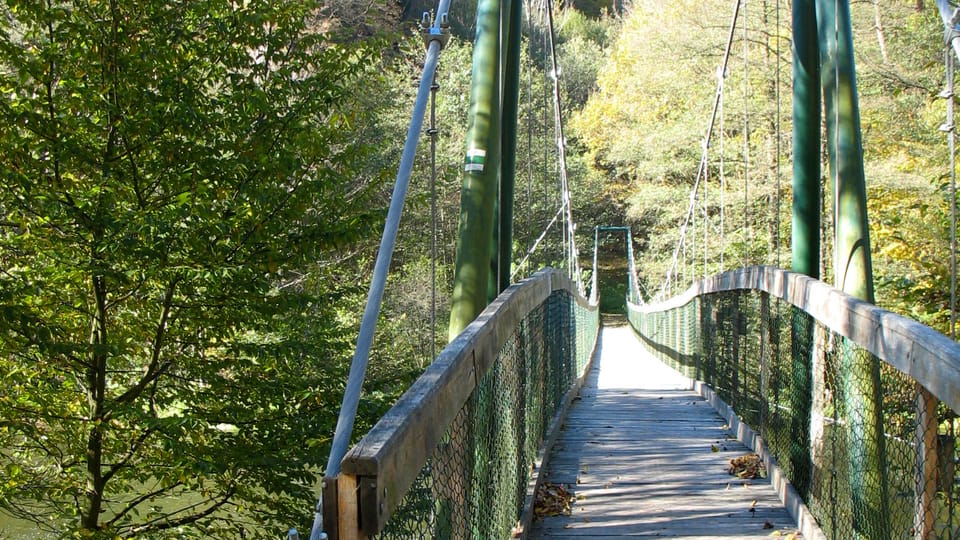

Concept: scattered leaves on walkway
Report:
left=534, top=483, right=576, bottom=518
left=729, top=453, right=767, bottom=479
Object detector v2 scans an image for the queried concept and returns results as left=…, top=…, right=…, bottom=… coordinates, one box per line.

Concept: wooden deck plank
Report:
left=527, top=324, right=803, bottom=539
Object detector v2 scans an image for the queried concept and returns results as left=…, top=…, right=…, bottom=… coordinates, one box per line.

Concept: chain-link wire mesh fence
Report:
left=335, top=271, right=598, bottom=539
left=629, top=280, right=960, bottom=540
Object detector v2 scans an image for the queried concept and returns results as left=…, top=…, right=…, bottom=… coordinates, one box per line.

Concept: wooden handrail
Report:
left=630, top=265, right=960, bottom=413
left=329, top=268, right=595, bottom=536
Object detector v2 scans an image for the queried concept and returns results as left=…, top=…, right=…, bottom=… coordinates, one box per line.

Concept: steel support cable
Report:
left=657, top=0, right=742, bottom=301
left=627, top=228, right=646, bottom=302
left=742, top=0, right=750, bottom=268
left=540, top=5, right=551, bottom=270
left=938, top=0, right=960, bottom=340
left=950, top=24, right=958, bottom=343
left=703, top=141, right=709, bottom=282
left=512, top=205, right=566, bottom=280
left=590, top=227, right=599, bottom=304
left=832, top=0, right=839, bottom=285
left=545, top=0, right=585, bottom=294
left=311, top=4, right=451, bottom=538
left=511, top=2, right=575, bottom=285
left=525, top=0, right=534, bottom=258
left=774, top=0, right=782, bottom=269
left=690, top=178, right=696, bottom=284
left=720, top=64, right=726, bottom=272
left=429, top=75, right=439, bottom=363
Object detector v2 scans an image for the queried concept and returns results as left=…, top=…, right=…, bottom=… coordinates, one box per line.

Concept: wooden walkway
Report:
left=528, top=323, right=803, bottom=539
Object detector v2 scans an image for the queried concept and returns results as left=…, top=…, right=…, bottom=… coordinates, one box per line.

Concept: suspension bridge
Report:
left=305, top=0, right=960, bottom=539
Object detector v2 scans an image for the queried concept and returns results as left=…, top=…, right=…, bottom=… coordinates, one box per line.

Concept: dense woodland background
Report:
left=0, top=0, right=954, bottom=536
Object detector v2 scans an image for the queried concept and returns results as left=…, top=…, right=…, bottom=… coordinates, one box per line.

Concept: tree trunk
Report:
left=83, top=2, right=121, bottom=526
left=82, top=274, right=109, bottom=530
left=873, top=0, right=889, bottom=64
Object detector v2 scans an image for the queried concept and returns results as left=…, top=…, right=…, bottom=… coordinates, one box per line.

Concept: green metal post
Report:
left=793, top=0, right=820, bottom=281
left=497, top=0, right=523, bottom=295
left=449, top=0, right=503, bottom=339
left=816, top=1, right=889, bottom=537
left=789, top=0, right=819, bottom=501
left=818, top=1, right=875, bottom=302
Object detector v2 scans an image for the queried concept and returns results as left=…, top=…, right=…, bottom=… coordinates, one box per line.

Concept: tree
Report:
left=0, top=0, right=383, bottom=536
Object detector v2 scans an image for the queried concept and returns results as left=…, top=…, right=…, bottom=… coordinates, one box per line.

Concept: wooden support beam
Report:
left=914, top=385, right=937, bottom=540
left=322, top=475, right=339, bottom=540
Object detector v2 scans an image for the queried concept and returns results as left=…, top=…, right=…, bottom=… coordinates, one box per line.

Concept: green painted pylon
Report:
left=449, top=0, right=503, bottom=340
left=790, top=0, right=819, bottom=500
left=816, top=0, right=889, bottom=537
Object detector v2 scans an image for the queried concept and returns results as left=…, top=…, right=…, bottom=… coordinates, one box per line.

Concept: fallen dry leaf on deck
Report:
left=534, top=483, right=576, bottom=518
left=729, top=453, right=767, bottom=479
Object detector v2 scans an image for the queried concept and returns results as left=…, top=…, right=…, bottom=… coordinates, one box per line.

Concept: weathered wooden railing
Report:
left=322, top=269, right=599, bottom=539
left=629, top=266, right=960, bottom=540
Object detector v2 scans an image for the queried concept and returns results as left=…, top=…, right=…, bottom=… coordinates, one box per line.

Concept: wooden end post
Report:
left=322, top=475, right=339, bottom=540
left=337, top=474, right=368, bottom=540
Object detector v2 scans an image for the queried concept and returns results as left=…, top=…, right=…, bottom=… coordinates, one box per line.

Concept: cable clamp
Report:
left=940, top=122, right=955, bottom=133
left=420, top=12, right=451, bottom=49
left=941, top=88, right=955, bottom=99
left=945, top=8, right=960, bottom=44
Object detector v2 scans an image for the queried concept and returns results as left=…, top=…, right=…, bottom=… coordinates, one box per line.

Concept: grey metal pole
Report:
left=310, top=3, right=451, bottom=538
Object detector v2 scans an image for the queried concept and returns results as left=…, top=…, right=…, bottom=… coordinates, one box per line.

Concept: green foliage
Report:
left=571, top=0, right=960, bottom=317
left=556, top=7, right=613, bottom=48
left=556, top=34, right=606, bottom=110
left=872, top=184, right=955, bottom=332
left=572, top=0, right=719, bottom=183
left=0, top=0, right=389, bottom=536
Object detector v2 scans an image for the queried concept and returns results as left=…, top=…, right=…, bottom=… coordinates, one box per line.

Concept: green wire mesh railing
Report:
left=326, top=269, right=598, bottom=538
left=628, top=266, right=960, bottom=540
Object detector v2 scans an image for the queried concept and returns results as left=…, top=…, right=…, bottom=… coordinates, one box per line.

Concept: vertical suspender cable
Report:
left=936, top=0, right=960, bottom=340
left=742, top=0, right=750, bottom=268
left=946, top=39, right=959, bottom=341
left=526, top=1, right=534, bottom=255
left=833, top=0, right=839, bottom=284
left=773, top=0, right=781, bottom=266
left=720, top=66, right=726, bottom=272
left=541, top=6, right=550, bottom=269
left=940, top=40, right=957, bottom=339
left=690, top=185, right=695, bottom=285
left=315, top=5, right=452, bottom=534
left=428, top=75, right=439, bottom=362
left=942, top=32, right=959, bottom=535
left=946, top=33, right=958, bottom=341
left=704, top=148, right=709, bottom=280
